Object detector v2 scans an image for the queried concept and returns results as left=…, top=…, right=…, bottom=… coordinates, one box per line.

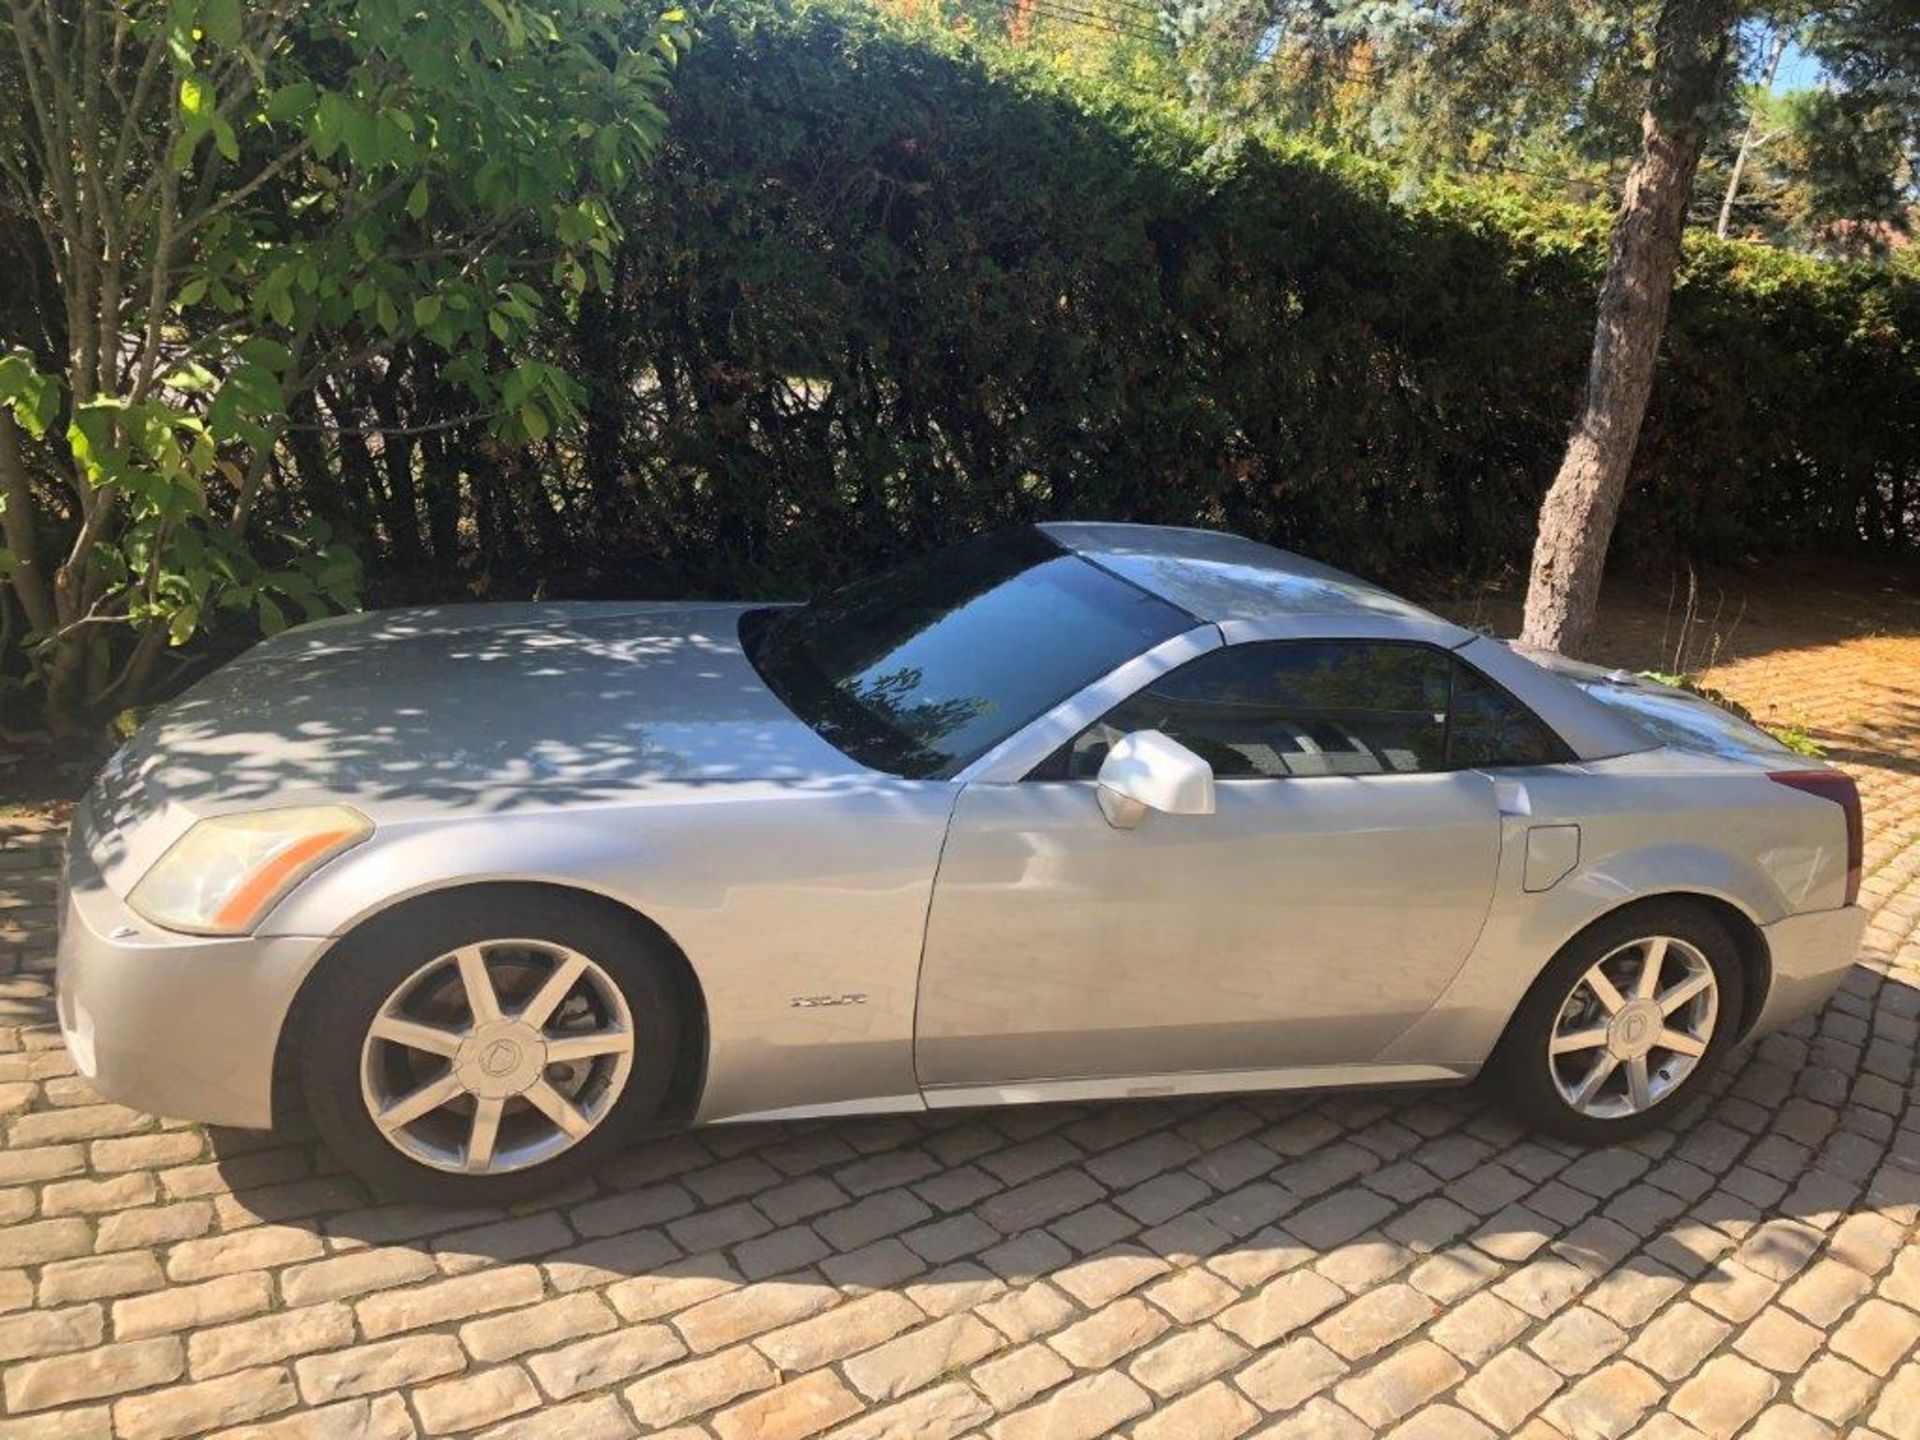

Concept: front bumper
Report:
left=1750, top=904, right=1869, bottom=1038
left=56, top=836, right=329, bottom=1130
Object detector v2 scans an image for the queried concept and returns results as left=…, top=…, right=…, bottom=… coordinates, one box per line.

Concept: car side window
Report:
left=1446, top=660, right=1570, bottom=768
left=1061, top=640, right=1453, bottom=779
left=1038, top=641, right=1569, bottom=780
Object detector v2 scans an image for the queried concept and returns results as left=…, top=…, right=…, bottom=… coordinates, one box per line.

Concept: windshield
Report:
left=743, top=528, right=1193, bottom=778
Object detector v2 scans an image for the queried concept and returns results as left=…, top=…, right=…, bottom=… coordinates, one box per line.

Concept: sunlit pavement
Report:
left=2, top=581, right=1918, bottom=1440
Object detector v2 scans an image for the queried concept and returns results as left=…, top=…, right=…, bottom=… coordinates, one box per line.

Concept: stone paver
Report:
left=1, top=574, right=1918, bottom=1436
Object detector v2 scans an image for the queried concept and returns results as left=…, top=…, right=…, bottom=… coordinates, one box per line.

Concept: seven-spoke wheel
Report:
left=1547, top=935, right=1718, bottom=1119
left=360, top=940, right=635, bottom=1174
left=301, top=889, right=681, bottom=1202
left=1496, top=899, right=1744, bottom=1144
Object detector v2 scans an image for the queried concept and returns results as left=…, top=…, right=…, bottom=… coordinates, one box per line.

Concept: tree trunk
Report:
left=421, top=427, right=463, bottom=570
left=577, top=253, right=632, bottom=529
left=1716, top=26, right=1790, bottom=239
left=0, top=410, right=57, bottom=637
left=285, top=392, right=368, bottom=553
left=368, top=362, right=424, bottom=571
left=1519, top=0, right=1738, bottom=655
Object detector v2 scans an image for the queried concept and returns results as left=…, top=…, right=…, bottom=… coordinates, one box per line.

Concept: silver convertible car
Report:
left=58, top=523, right=1866, bottom=1201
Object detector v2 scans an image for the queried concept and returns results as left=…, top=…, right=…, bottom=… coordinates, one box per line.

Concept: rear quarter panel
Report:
left=1379, top=749, right=1850, bottom=1067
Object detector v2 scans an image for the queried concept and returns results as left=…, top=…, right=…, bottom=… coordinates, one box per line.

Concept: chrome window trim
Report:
left=1218, top=619, right=1642, bottom=765
left=953, top=624, right=1225, bottom=784
left=999, top=623, right=1578, bottom=783
left=940, top=615, right=1641, bottom=783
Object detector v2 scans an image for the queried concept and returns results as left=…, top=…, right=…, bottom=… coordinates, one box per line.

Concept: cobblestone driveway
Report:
left=3, top=580, right=1918, bottom=1440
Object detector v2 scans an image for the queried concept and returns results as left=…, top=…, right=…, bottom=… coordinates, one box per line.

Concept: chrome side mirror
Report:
left=1095, top=729, right=1216, bottom=830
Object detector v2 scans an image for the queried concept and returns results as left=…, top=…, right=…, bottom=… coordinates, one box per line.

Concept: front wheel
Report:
left=300, top=890, right=682, bottom=1203
left=1495, top=900, right=1746, bottom=1144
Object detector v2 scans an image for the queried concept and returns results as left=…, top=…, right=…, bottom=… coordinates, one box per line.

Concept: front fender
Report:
left=260, top=782, right=960, bottom=1124
left=260, top=810, right=679, bottom=941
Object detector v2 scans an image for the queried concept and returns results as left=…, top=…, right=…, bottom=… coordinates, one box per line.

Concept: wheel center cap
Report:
left=455, top=1021, right=548, bottom=1098
left=1608, top=1000, right=1662, bottom=1060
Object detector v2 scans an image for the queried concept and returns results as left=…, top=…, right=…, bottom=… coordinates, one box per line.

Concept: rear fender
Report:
left=1379, top=823, right=1780, bottom=1069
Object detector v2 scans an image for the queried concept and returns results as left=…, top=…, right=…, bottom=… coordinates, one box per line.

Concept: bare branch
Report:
left=286, top=407, right=501, bottom=438
left=106, top=20, right=168, bottom=191
left=176, top=136, right=312, bottom=241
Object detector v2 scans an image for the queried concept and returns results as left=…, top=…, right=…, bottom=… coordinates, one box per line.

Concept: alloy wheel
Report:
left=359, top=939, right=635, bottom=1174
left=1547, top=934, right=1719, bottom=1120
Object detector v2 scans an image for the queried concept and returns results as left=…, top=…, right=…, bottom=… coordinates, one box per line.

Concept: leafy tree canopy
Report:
left=887, top=0, right=1919, bottom=250
left=0, top=0, right=687, bottom=735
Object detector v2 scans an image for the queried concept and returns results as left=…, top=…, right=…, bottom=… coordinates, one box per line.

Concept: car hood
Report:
left=80, top=601, right=868, bottom=887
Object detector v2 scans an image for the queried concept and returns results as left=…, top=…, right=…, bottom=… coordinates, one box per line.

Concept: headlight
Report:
left=129, top=806, right=372, bottom=935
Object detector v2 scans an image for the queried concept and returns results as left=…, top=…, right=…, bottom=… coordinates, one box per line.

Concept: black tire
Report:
left=299, top=888, right=683, bottom=1204
left=1493, top=898, right=1747, bottom=1145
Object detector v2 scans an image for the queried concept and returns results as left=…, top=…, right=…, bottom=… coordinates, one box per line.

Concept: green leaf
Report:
left=342, top=109, right=380, bottom=168
left=212, top=115, right=240, bottom=163
left=311, top=90, right=348, bottom=159
left=180, top=73, right=213, bottom=121
left=67, top=402, right=124, bottom=488
left=159, top=362, right=217, bottom=394
left=265, top=80, right=315, bottom=124
left=237, top=337, right=295, bottom=372
left=407, top=179, right=429, bottom=219
left=519, top=403, right=549, bottom=441
left=413, top=294, right=442, bottom=325
left=0, top=349, right=59, bottom=439
left=208, top=362, right=283, bottom=448
left=168, top=602, right=201, bottom=648
left=256, top=593, right=287, bottom=636
left=204, top=0, right=242, bottom=48
left=225, top=363, right=284, bottom=411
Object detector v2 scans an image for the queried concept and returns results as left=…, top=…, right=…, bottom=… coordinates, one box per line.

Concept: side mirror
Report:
left=1096, top=729, right=1216, bottom=830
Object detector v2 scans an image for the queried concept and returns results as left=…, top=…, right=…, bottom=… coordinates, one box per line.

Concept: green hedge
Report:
left=571, top=0, right=1916, bottom=600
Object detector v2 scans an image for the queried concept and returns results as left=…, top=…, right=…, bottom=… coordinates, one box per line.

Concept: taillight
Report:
left=1770, top=770, right=1862, bottom=906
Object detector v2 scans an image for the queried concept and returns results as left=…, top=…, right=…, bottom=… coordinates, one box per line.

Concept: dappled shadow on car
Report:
left=73, top=602, right=916, bottom=881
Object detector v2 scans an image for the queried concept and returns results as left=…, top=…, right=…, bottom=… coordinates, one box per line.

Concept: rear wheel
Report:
left=1496, top=900, right=1746, bottom=1144
left=300, top=890, right=682, bottom=1203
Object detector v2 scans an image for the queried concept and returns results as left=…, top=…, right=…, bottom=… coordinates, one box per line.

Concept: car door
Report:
left=913, top=638, right=1516, bottom=1088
